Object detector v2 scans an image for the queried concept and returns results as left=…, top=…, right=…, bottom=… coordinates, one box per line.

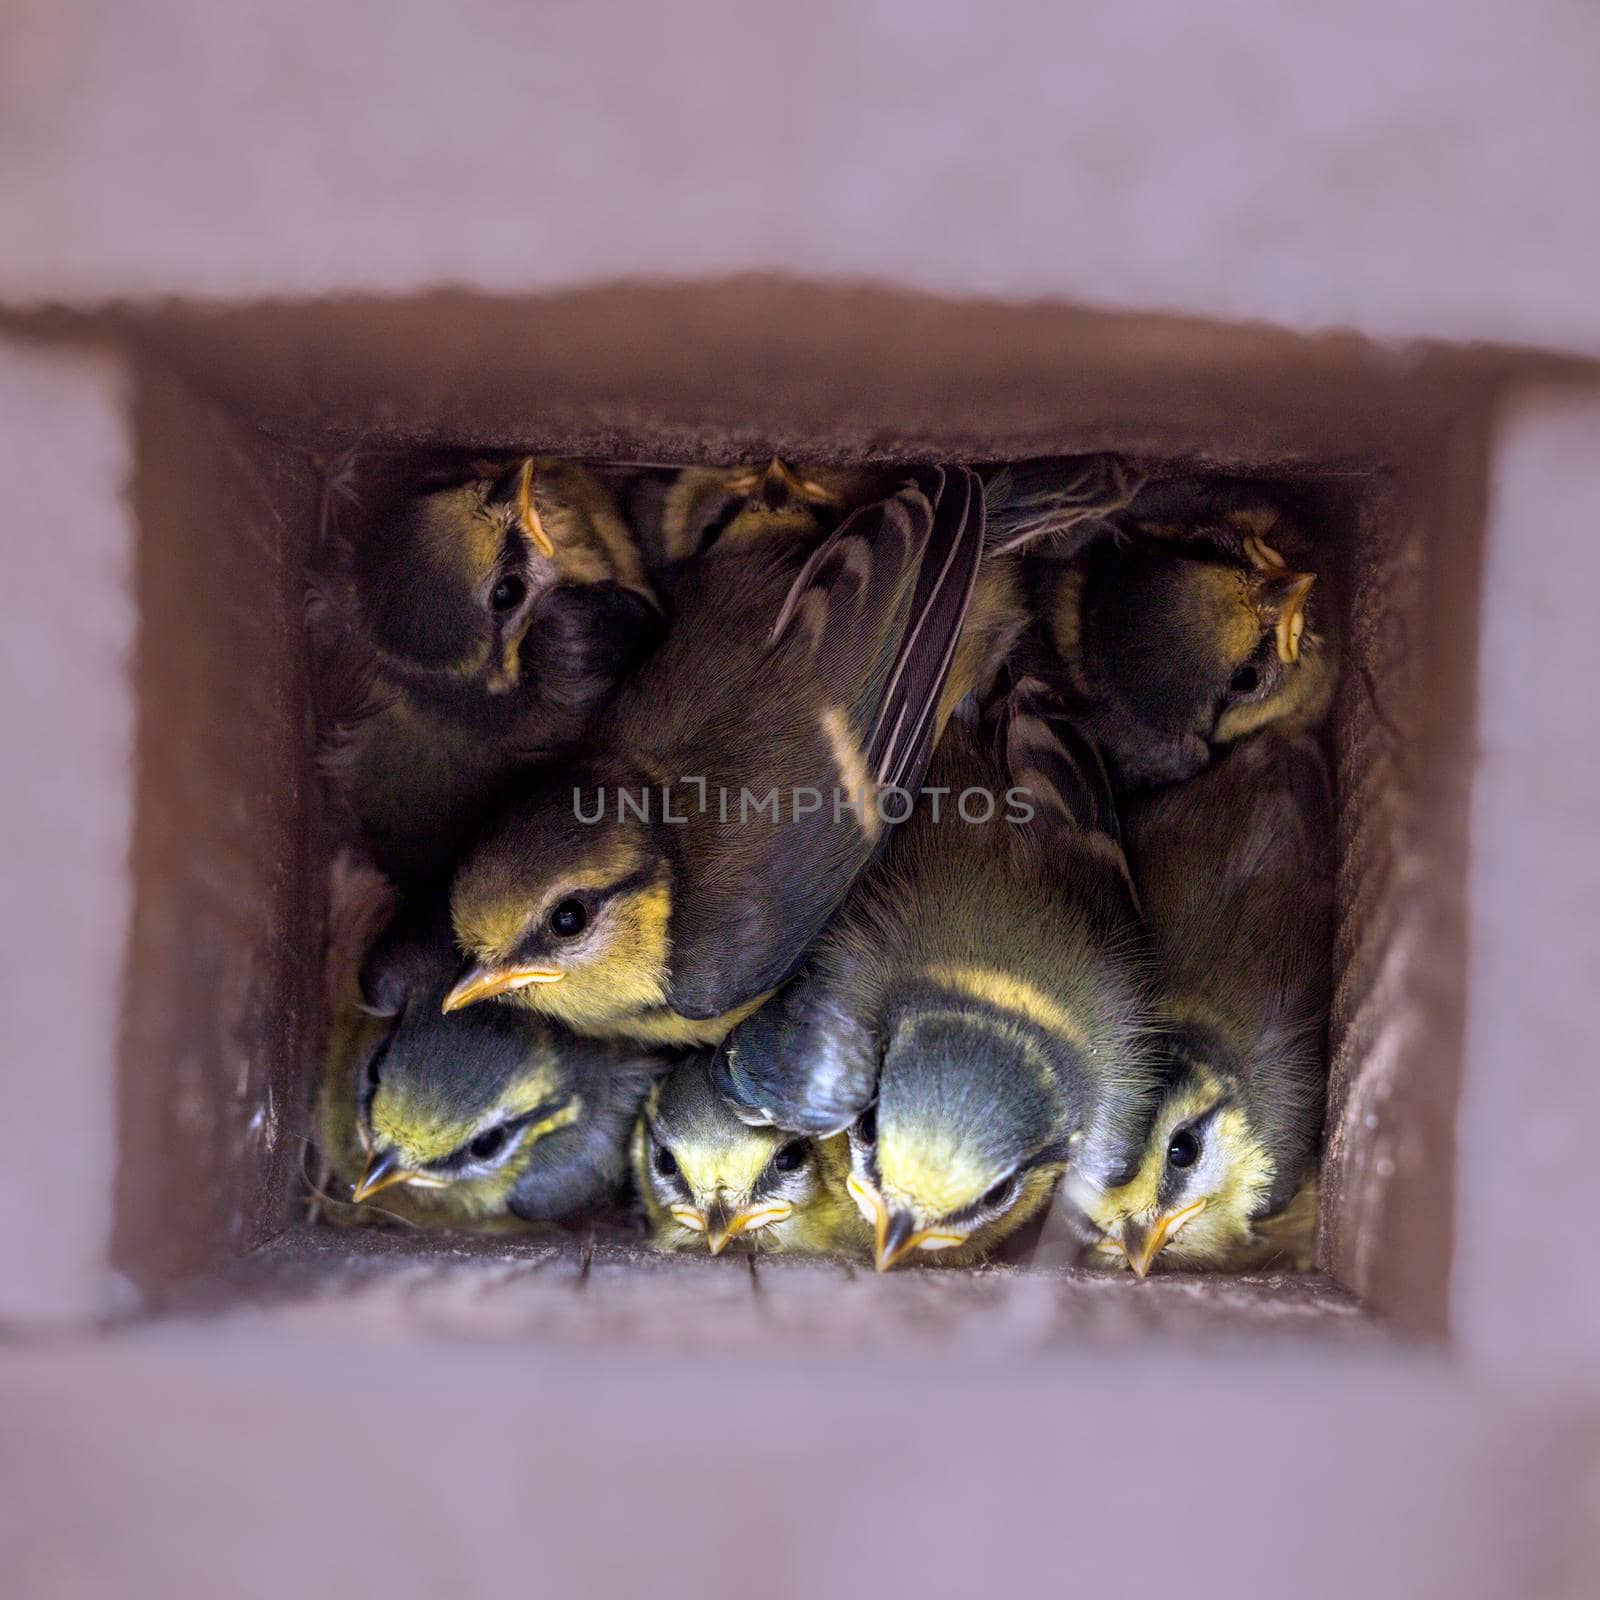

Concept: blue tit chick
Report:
left=315, top=895, right=659, bottom=1227
left=1039, top=486, right=1338, bottom=787
left=632, top=1054, right=866, bottom=1258
left=443, top=468, right=990, bottom=1047
left=657, top=458, right=897, bottom=564
left=1081, top=729, right=1334, bottom=1276
left=314, top=455, right=662, bottom=884
left=715, top=678, right=1157, bottom=1270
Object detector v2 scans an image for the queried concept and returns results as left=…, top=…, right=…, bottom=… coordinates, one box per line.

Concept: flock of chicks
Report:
left=309, top=451, right=1337, bottom=1276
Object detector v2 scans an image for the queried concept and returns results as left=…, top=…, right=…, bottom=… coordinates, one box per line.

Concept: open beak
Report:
left=1122, top=1198, right=1209, bottom=1279
left=514, top=458, right=555, bottom=558
left=351, top=1147, right=414, bottom=1203
left=442, top=963, right=565, bottom=1014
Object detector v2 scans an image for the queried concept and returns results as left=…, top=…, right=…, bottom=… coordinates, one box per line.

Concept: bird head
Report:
left=1082, top=530, right=1323, bottom=746
left=447, top=762, right=675, bottom=1034
left=633, top=1057, right=859, bottom=1256
left=663, top=458, right=862, bottom=559
left=355, top=458, right=659, bottom=727
left=845, top=1009, right=1072, bottom=1271
left=1080, top=1061, right=1274, bottom=1277
left=346, top=966, right=597, bottom=1221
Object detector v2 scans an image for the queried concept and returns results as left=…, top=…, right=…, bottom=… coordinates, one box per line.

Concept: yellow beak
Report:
left=848, top=1174, right=965, bottom=1272
left=1122, top=1198, right=1209, bottom=1278
left=514, top=458, right=555, bottom=558
left=1271, top=573, right=1316, bottom=663
left=876, top=1208, right=921, bottom=1272
left=351, top=1148, right=415, bottom=1203
left=723, top=458, right=844, bottom=508
left=442, top=963, right=565, bottom=1013
left=704, top=1196, right=794, bottom=1256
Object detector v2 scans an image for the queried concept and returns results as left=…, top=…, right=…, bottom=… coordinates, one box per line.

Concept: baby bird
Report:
left=633, top=1054, right=865, bottom=1257
left=314, top=455, right=663, bottom=883
left=444, top=467, right=989, bottom=1047
left=1080, top=730, right=1334, bottom=1276
left=656, top=458, right=896, bottom=564
left=1037, top=485, right=1338, bottom=787
left=315, top=895, right=659, bottom=1227
left=714, top=679, right=1156, bottom=1270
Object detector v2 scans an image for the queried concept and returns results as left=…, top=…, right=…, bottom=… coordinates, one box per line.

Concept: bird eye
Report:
left=981, top=1175, right=1015, bottom=1210
left=1228, top=663, right=1259, bottom=696
left=1167, top=1128, right=1202, bottom=1169
left=854, top=1105, right=878, bottom=1148
left=469, top=1125, right=510, bottom=1163
left=654, top=1143, right=678, bottom=1178
left=772, top=1139, right=809, bottom=1173
left=490, top=574, right=527, bottom=613
left=548, top=898, right=588, bottom=938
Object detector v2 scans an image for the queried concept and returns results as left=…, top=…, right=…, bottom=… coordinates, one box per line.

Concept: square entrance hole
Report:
left=87, top=282, right=1494, bottom=1346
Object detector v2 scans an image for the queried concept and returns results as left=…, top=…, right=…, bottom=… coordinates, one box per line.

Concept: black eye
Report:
left=855, top=1105, right=878, bottom=1148
left=773, top=1139, right=809, bottom=1173
left=469, top=1125, right=510, bottom=1163
left=654, top=1143, right=678, bottom=1178
left=548, top=898, right=588, bottom=938
left=1167, top=1128, right=1202, bottom=1169
left=981, top=1175, right=1014, bottom=1209
left=490, top=574, right=527, bottom=612
left=1228, top=663, right=1259, bottom=696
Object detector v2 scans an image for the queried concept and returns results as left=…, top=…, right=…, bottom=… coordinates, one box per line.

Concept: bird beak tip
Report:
left=875, top=1210, right=920, bottom=1273
left=442, top=964, right=564, bottom=1014
left=352, top=1149, right=408, bottom=1204
left=439, top=987, right=473, bottom=1015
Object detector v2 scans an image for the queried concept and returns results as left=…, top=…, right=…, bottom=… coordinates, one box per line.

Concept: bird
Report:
left=443, top=466, right=992, bottom=1048
left=655, top=457, right=897, bottom=564
left=713, top=677, right=1157, bottom=1271
left=1077, top=729, right=1334, bottom=1277
left=314, top=889, right=660, bottom=1227
left=632, top=1054, right=866, bottom=1257
left=312, top=454, right=663, bottom=884
left=982, top=454, right=1145, bottom=556
left=1035, top=483, right=1338, bottom=788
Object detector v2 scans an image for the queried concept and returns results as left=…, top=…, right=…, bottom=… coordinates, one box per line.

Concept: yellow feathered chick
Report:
left=633, top=1054, right=865, bottom=1258
left=1079, top=730, right=1334, bottom=1275
left=1038, top=482, right=1338, bottom=787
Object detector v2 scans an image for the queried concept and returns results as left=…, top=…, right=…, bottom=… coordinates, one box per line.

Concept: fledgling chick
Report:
left=444, top=467, right=989, bottom=1047
left=633, top=1055, right=866, bottom=1258
left=314, top=891, right=659, bottom=1227
left=657, top=458, right=896, bottom=564
left=714, top=679, right=1156, bottom=1270
left=314, top=455, right=663, bottom=883
left=1037, top=486, right=1339, bottom=787
left=1080, top=730, right=1334, bottom=1276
